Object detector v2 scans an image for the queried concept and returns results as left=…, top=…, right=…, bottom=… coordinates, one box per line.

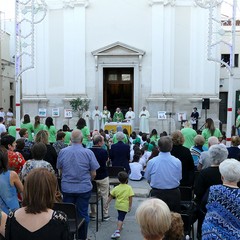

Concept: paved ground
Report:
left=88, top=179, right=151, bottom=240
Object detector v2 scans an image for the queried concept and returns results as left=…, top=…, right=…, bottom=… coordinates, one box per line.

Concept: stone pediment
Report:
left=92, top=42, right=145, bottom=56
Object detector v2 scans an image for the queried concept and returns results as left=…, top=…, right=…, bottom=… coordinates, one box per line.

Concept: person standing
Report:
left=57, top=129, right=100, bottom=240
left=0, top=117, right=6, bottom=135
left=21, top=114, right=34, bottom=142
left=101, top=106, right=111, bottom=129
left=181, top=121, right=197, bottom=149
left=0, top=108, right=5, bottom=123
left=235, top=108, right=240, bottom=136
left=144, top=136, right=182, bottom=212
left=89, top=135, right=110, bottom=221
left=110, top=132, right=130, bottom=173
left=113, top=108, right=124, bottom=122
left=92, top=106, right=101, bottom=131
left=190, top=107, right=199, bottom=131
left=6, top=108, right=13, bottom=126
left=139, top=106, right=150, bottom=134
left=82, top=109, right=91, bottom=130
left=33, top=116, right=44, bottom=136
left=125, top=107, right=135, bottom=130
left=44, top=117, right=57, bottom=144
left=105, top=171, right=134, bottom=239
left=76, top=118, right=91, bottom=147
left=202, top=118, right=222, bottom=147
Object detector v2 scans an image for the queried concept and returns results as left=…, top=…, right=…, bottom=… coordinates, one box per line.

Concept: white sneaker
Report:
left=111, top=231, right=120, bottom=239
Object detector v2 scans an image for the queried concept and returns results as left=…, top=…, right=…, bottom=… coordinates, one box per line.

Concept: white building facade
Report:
left=21, top=0, right=221, bottom=132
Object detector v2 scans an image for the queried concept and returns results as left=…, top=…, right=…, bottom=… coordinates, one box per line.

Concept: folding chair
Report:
left=180, top=186, right=194, bottom=202
left=107, top=166, right=126, bottom=187
left=53, top=202, right=85, bottom=240
left=179, top=186, right=196, bottom=240
left=89, top=181, right=104, bottom=232
left=181, top=213, right=195, bottom=240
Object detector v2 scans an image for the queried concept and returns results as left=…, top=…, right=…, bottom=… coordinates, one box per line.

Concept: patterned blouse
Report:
left=20, top=159, right=55, bottom=181
left=202, top=185, right=240, bottom=240
left=8, top=151, right=25, bottom=174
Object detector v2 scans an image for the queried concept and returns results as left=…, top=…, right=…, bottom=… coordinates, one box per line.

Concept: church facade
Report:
left=22, top=0, right=221, bottom=132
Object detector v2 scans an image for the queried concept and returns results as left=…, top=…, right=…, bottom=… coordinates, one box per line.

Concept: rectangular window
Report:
left=221, top=54, right=239, bottom=67
left=10, top=82, right=14, bottom=90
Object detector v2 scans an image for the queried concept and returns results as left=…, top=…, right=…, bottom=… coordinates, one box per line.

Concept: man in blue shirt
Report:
left=145, top=136, right=182, bottom=212
left=57, top=129, right=100, bottom=239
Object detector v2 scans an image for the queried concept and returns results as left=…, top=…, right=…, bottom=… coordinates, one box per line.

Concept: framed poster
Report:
left=158, top=111, right=167, bottom=119
left=64, top=109, right=72, bottom=118
left=38, top=108, right=47, bottom=118
left=177, top=112, right=186, bottom=122
left=52, top=108, right=60, bottom=117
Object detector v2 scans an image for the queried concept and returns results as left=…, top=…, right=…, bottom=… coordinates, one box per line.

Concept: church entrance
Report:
left=103, top=68, right=134, bottom=117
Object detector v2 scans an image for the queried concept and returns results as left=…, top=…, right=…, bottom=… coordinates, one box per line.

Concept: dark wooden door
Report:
left=103, top=68, right=134, bottom=116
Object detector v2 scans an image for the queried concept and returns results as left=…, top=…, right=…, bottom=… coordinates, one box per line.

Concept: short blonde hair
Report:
left=136, top=198, right=171, bottom=240
left=171, top=131, right=184, bottom=146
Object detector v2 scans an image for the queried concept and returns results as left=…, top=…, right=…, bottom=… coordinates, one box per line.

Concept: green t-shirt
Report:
left=21, top=122, right=34, bottom=141
left=64, top=131, right=71, bottom=145
left=8, top=126, right=16, bottom=139
left=44, top=125, right=57, bottom=143
left=110, top=184, right=134, bottom=212
left=150, top=135, right=159, bottom=145
left=181, top=128, right=197, bottom=149
left=80, top=126, right=90, bottom=145
left=33, top=123, right=44, bottom=135
left=236, top=115, right=240, bottom=128
left=202, top=128, right=222, bottom=146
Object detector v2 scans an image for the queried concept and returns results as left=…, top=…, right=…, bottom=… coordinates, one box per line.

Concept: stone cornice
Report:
left=46, top=0, right=89, bottom=9
left=149, top=0, right=175, bottom=6
left=63, top=0, right=89, bottom=8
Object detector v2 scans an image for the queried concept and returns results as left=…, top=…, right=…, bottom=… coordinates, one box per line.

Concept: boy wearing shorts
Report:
left=105, top=171, right=134, bottom=239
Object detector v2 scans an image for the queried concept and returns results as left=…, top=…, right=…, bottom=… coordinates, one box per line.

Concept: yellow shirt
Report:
left=110, top=183, right=134, bottom=212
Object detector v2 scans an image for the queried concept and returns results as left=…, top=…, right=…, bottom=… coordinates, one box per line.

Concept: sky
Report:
left=0, top=0, right=239, bottom=21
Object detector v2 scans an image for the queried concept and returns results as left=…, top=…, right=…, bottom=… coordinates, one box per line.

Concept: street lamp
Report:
left=15, top=0, right=47, bottom=136
left=195, top=0, right=237, bottom=146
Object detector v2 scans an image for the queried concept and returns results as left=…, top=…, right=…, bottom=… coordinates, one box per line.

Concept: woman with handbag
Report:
left=0, top=147, right=23, bottom=215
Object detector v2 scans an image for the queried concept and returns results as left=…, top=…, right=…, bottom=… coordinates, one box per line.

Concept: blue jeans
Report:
left=63, top=190, right=91, bottom=240
left=237, top=127, right=240, bottom=136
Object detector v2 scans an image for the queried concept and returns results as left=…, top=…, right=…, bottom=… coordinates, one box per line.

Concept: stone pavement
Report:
left=88, top=179, right=151, bottom=240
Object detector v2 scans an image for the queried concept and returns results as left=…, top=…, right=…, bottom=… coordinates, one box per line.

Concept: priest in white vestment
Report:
left=92, top=106, right=101, bottom=131
left=125, top=107, right=135, bottom=130
left=139, top=106, right=150, bottom=134
left=100, top=106, right=111, bottom=129
left=82, top=110, right=91, bottom=130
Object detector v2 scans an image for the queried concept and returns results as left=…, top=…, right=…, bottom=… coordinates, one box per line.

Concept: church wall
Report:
left=21, top=0, right=221, bottom=131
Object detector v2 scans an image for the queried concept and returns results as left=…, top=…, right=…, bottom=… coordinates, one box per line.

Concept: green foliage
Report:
left=69, top=98, right=90, bottom=117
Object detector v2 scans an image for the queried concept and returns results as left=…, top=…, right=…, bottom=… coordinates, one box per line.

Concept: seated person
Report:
left=202, top=159, right=240, bottom=239
left=136, top=198, right=171, bottom=240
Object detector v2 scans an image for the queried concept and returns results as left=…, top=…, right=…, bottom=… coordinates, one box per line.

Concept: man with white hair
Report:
left=109, top=131, right=130, bottom=173
left=57, top=129, right=100, bottom=239
left=197, top=136, right=219, bottom=170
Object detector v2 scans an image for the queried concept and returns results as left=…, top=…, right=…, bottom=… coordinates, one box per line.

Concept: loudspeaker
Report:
left=202, top=98, right=210, bottom=110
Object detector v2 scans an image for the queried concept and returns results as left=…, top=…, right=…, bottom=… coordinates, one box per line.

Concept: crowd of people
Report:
left=0, top=108, right=239, bottom=240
